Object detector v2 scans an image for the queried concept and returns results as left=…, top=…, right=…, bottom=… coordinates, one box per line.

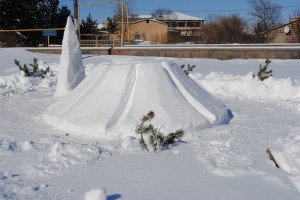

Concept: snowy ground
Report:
left=1, top=48, right=300, bottom=199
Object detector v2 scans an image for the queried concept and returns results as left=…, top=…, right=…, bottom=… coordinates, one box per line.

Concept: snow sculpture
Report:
left=45, top=60, right=231, bottom=138
left=55, top=16, right=86, bottom=97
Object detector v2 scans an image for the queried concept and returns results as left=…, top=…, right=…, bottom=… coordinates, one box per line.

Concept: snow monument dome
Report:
left=44, top=17, right=231, bottom=138
left=45, top=58, right=231, bottom=138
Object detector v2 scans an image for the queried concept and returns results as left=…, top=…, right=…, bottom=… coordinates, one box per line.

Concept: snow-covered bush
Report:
left=15, top=58, right=50, bottom=78
left=257, top=59, right=273, bottom=81
left=0, top=61, right=56, bottom=97
left=135, top=111, right=185, bottom=152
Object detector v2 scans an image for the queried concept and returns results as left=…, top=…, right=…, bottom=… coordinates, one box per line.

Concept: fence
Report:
left=80, top=34, right=122, bottom=47
left=26, top=44, right=300, bottom=59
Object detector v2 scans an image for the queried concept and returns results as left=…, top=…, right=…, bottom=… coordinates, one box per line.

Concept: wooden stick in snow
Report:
left=266, top=148, right=280, bottom=168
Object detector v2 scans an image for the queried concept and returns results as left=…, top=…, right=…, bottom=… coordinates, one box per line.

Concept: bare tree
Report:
left=203, top=14, right=249, bottom=44
left=291, top=8, right=300, bottom=18
left=111, top=0, right=136, bottom=37
left=248, top=0, right=282, bottom=31
left=114, top=0, right=136, bottom=17
left=151, top=8, right=173, bottom=19
left=221, top=14, right=248, bottom=43
left=203, top=14, right=224, bottom=43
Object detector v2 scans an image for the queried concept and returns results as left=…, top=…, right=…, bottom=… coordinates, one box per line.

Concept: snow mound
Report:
left=44, top=61, right=230, bottom=138
left=0, top=63, right=56, bottom=97
left=191, top=71, right=300, bottom=100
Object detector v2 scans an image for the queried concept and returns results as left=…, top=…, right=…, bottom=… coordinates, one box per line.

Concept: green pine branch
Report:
left=135, top=111, right=155, bottom=151
left=135, top=111, right=185, bottom=152
left=181, top=64, right=196, bottom=75
left=14, top=58, right=50, bottom=78
left=257, top=59, right=273, bottom=81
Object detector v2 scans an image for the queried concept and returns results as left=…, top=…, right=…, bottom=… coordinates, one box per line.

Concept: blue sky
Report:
left=60, top=0, right=300, bottom=23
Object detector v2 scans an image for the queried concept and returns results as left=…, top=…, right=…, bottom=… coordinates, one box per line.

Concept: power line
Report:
left=81, top=8, right=114, bottom=15
left=78, top=4, right=300, bottom=19
left=79, top=4, right=300, bottom=15
left=133, top=4, right=300, bottom=14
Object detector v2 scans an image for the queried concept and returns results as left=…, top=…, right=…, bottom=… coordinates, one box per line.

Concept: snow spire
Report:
left=55, top=16, right=86, bottom=97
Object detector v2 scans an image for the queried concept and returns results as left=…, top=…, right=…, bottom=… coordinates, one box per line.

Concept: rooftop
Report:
left=137, top=12, right=205, bottom=21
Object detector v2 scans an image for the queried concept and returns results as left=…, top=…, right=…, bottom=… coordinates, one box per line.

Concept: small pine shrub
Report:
left=135, top=111, right=155, bottom=151
left=181, top=64, right=196, bottom=75
left=160, top=129, right=185, bottom=147
left=257, top=59, right=273, bottom=81
left=135, top=111, right=185, bottom=152
left=15, top=58, right=50, bottom=78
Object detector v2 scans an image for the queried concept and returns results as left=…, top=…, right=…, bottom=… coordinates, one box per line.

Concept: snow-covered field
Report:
left=1, top=47, right=300, bottom=200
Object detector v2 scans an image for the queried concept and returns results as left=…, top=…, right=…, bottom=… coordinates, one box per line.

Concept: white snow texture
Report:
left=1, top=47, right=300, bottom=199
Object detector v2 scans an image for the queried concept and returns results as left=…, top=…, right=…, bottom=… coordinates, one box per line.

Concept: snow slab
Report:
left=55, top=17, right=86, bottom=97
left=44, top=60, right=231, bottom=138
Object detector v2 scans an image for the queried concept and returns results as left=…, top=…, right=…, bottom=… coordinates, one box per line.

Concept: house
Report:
left=133, top=12, right=205, bottom=44
left=159, top=12, right=205, bottom=44
left=266, top=17, right=300, bottom=43
left=128, top=19, right=168, bottom=44
left=81, top=12, right=205, bottom=46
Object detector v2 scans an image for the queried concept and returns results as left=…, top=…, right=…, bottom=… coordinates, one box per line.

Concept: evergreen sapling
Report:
left=149, top=127, right=164, bottom=152
left=15, top=58, right=50, bottom=78
left=257, top=59, right=273, bottom=81
left=161, top=129, right=185, bottom=147
left=181, top=64, right=196, bottom=75
left=135, top=111, right=185, bottom=152
left=135, top=111, right=155, bottom=151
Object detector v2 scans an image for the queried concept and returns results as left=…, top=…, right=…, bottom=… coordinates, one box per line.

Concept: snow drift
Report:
left=44, top=61, right=231, bottom=138
left=191, top=71, right=300, bottom=100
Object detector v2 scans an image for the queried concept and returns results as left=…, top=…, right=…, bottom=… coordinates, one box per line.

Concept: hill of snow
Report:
left=44, top=60, right=230, bottom=138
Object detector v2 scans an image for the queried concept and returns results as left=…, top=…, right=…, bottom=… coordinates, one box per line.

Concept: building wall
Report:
left=129, top=21, right=168, bottom=43
left=268, top=18, right=300, bottom=43
left=28, top=45, right=300, bottom=59
left=286, top=18, right=300, bottom=43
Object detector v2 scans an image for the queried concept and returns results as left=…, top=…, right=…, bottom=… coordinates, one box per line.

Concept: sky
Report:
left=60, top=0, right=300, bottom=24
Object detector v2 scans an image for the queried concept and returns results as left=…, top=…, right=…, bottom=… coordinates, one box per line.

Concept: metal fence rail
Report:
left=80, top=34, right=122, bottom=47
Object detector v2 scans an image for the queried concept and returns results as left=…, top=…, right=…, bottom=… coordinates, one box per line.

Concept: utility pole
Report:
left=77, top=1, right=130, bottom=47
left=73, top=0, right=79, bottom=38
